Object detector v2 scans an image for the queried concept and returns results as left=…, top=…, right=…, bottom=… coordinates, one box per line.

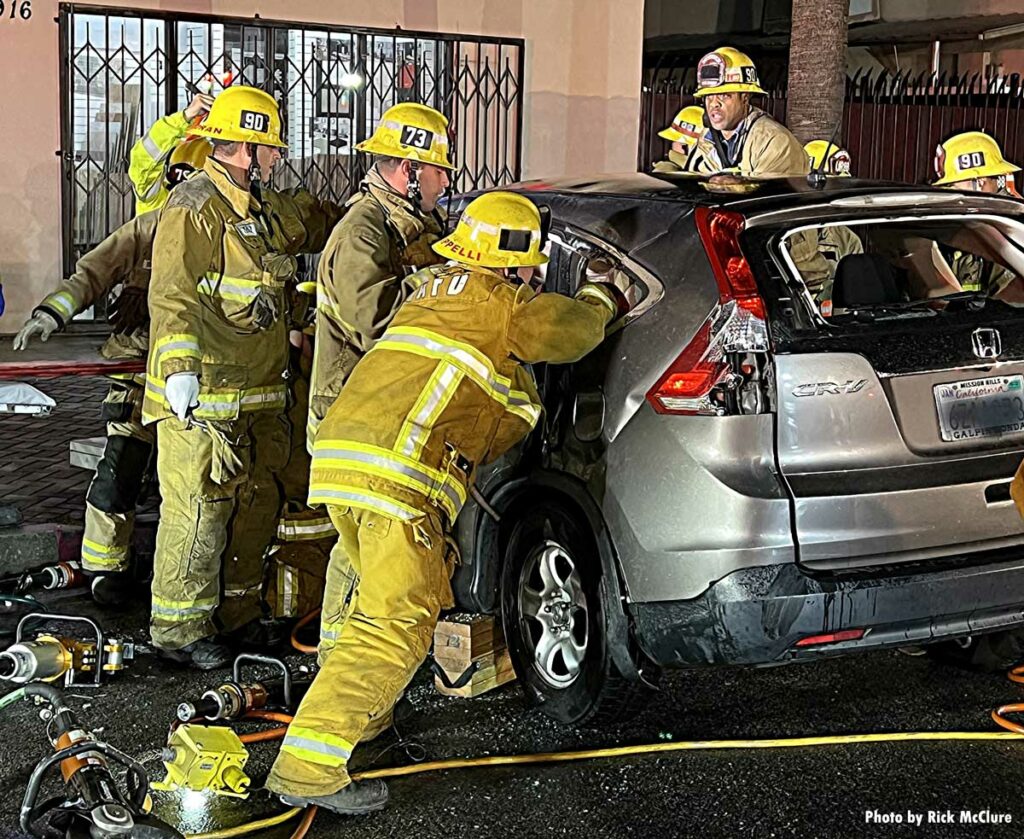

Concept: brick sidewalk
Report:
left=0, top=376, right=107, bottom=525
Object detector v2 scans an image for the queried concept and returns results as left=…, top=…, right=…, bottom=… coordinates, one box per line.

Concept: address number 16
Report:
left=1, top=0, right=32, bottom=19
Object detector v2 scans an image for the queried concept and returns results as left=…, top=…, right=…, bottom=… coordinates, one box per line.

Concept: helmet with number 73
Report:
left=432, top=192, right=549, bottom=269
left=356, top=103, right=455, bottom=169
left=189, top=86, right=288, bottom=148
left=933, top=131, right=1019, bottom=186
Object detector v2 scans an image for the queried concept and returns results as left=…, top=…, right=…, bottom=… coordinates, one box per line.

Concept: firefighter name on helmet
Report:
left=933, top=131, right=1020, bottom=186
left=805, top=140, right=852, bottom=177
left=694, top=47, right=767, bottom=98
left=432, top=192, right=549, bottom=269
left=659, top=106, right=706, bottom=145
left=189, top=85, right=288, bottom=148
left=356, top=103, right=455, bottom=170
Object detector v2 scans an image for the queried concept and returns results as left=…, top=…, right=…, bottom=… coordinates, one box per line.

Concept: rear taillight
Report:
left=646, top=208, right=770, bottom=416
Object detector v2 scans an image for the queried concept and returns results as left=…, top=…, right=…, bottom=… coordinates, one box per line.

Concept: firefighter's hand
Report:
left=184, top=93, right=215, bottom=121
left=107, top=286, right=149, bottom=334
left=12, top=311, right=59, bottom=351
left=261, top=253, right=298, bottom=281
left=165, top=372, right=200, bottom=421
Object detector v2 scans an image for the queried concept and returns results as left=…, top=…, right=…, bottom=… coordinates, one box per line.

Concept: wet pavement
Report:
left=2, top=587, right=1024, bottom=838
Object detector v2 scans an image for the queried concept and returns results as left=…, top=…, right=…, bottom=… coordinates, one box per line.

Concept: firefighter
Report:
left=129, top=92, right=215, bottom=214
left=793, top=140, right=865, bottom=303
left=13, top=216, right=157, bottom=605
left=264, top=191, right=632, bottom=814
left=9, top=140, right=217, bottom=605
left=934, top=132, right=1020, bottom=294
left=308, top=102, right=451, bottom=447
left=652, top=105, right=708, bottom=173
left=308, top=102, right=453, bottom=668
left=689, top=47, right=808, bottom=178
left=142, top=85, right=299, bottom=669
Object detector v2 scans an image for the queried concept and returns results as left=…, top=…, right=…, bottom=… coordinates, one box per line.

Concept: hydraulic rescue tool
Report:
left=0, top=614, right=133, bottom=687
left=154, top=724, right=252, bottom=799
left=15, top=683, right=182, bottom=839
left=177, top=654, right=310, bottom=722
left=0, top=561, right=85, bottom=594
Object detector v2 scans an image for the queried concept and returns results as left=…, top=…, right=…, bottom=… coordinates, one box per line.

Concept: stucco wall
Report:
left=0, top=0, right=643, bottom=332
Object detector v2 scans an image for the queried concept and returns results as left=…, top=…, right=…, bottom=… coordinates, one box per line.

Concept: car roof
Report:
left=502, top=171, right=953, bottom=209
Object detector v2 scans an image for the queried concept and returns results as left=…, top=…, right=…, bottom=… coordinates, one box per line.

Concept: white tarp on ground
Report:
left=0, top=382, right=56, bottom=415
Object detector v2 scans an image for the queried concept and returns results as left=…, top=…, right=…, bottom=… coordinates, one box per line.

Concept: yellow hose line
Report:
left=184, top=807, right=301, bottom=839
left=351, top=730, right=1024, bottom=782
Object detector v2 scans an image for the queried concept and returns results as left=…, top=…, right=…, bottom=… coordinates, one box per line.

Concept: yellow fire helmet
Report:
left=432, top=192, right=549, bottom=269
left=804, top=140, right=852, bottom=177
left=694, top=47, right=767, bottom=98
left=355, top=103, right=455, bottom=170
left=169, top=136, right=212, bottom=170
left=659, top=106, right=706, bottom=145
left=933, top=131, right=1020, bottom=186
left=189, top=85, right=288, bottom=148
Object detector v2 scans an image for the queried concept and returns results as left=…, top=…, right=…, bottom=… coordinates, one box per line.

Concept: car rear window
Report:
left=777, top=215, right=1024, bottom=323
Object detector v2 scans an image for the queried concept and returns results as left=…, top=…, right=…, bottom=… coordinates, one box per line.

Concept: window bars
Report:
left=59, top=4, right=524, bottom=277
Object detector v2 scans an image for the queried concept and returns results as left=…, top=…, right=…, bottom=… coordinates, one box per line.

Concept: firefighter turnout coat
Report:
left=307, top=264, right=622, bottom=525
left=308, top=168, right=444, bottom=447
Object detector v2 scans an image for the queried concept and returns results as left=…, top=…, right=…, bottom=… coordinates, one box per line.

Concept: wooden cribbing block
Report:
left=433, top=613, right=517, bottom=698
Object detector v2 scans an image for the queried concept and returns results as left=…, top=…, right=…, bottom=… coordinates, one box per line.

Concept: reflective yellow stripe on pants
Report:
left=280, top=726, right=355, bottom=767
left=80, top=536, right=129, bottom=570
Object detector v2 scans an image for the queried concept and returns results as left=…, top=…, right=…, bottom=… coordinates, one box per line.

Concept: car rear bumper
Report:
left=629, top=556, right=1024, bottom=667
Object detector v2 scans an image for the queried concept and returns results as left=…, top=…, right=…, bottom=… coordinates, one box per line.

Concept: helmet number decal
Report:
left=240, top=110, right=270, bottom=133
left=401, top=125, right=434, bottom=150
left=957, top=151, right=986, bottom=171
left=740, top=66, right=758, bottom=84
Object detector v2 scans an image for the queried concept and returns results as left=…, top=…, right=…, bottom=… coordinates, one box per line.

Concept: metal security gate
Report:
left=59, top=4, right=524, bottom=276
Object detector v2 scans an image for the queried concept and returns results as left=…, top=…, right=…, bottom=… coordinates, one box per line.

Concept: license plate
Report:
left=933, top=375, right=1024, bottom=442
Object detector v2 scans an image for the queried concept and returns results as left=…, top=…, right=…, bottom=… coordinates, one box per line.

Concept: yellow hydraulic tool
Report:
left=154, top=724, right=251, bottom=799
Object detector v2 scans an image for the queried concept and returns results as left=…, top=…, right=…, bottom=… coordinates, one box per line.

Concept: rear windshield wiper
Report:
left=834, top=291, right=989, bottom=320
left=891, top=291, right=989, bottom=311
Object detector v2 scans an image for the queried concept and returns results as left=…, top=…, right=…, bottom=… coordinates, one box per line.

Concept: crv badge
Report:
left=971, top=328, right=1001, bottom=360
left=792, top=380, right=867, bottom=397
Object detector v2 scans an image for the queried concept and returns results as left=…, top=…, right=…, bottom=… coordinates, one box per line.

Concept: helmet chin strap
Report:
left=407, top=161, right=424, bottom=213
left=247, top=142, right=264, bottom=194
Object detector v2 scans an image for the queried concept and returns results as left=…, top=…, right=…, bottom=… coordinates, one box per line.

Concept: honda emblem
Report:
left=971, top=328, right=1001, bottom=359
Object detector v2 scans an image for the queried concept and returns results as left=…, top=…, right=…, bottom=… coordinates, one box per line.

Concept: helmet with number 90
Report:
left=189, top=86, right=288, bottom=148
left=933, top=131, right=1019, bottom=186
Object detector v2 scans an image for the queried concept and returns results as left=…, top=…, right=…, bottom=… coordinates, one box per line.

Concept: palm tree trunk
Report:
left=786, top=0, right=849, bottom=144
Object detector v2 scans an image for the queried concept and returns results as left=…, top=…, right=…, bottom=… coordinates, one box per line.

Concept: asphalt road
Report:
left=2, top=590, right=1023, bottom=839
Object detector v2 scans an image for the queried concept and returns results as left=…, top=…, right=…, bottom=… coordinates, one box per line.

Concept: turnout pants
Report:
left=150, top=411, right=287, bottom=650
left=81, top=381, right=155, bottom=574
left=266, top=505, right=451, bottom=797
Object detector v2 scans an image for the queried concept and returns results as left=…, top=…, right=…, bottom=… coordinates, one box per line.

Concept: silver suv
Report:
left=451, top=174, right=1024, bottom=726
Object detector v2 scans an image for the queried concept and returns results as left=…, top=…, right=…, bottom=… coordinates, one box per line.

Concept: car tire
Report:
left=926, top=629, right=1024, bottom=673
left=500, top=500, right=658, bottom=727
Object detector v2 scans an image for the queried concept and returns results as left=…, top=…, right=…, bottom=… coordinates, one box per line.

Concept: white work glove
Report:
left=165, top=372, right=200, bottom=421
left=12, top=311, right=59, bottom=351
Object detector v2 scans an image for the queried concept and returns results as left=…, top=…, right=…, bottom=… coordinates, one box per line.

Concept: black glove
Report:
left=107, top=286, right=149, bottom=334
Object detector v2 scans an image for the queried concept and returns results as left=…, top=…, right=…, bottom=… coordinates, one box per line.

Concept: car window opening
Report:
left=776, top=215, right=1024, bottom=323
